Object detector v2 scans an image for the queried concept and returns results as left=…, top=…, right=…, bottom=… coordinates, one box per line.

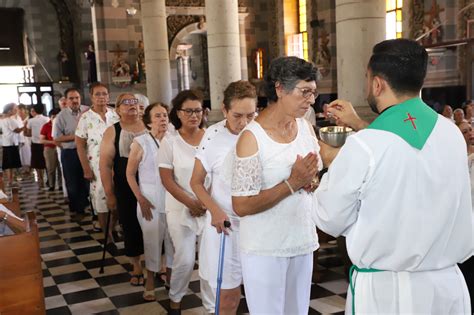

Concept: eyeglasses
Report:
left=93, top=92, right=108, bottom=97
left=120, top=98, right=139, bottom=105
left=179, top=108, right=203, bottom=116
left=294, top=87, right=319, bottom=100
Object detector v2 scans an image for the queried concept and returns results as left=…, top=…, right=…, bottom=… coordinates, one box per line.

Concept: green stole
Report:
left=367, top=97, right=438, bottom=150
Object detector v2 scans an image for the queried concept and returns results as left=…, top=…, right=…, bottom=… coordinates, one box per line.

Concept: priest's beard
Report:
left=367, top=89, right=380, bottom=114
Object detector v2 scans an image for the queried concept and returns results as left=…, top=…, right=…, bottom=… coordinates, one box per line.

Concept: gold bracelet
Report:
left=284, top=180, right=295, bottom=194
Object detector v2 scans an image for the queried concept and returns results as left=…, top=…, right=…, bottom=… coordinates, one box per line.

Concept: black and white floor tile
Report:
left=18, top=177, right=348, bottom=314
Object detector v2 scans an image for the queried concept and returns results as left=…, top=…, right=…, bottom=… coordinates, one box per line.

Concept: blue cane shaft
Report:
left=215, top=231, right=226, bottom=315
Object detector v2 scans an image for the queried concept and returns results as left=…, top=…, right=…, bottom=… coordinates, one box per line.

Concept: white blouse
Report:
left=231, top=118, right=322, bottom=257
left=158, top=132, right=206, bottom=233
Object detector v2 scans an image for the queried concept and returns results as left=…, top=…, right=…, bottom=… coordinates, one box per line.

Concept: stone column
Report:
left=335, top=0, right=385, bottom=121
left=238, top=12, right=249, bottom=80
left=141, top=0, right=172, bottom=105
left=205, top=0, right=241, bottom=121
left=176, top=55, right=191, bottom=91
left=177, top=57, right=184, bottom=91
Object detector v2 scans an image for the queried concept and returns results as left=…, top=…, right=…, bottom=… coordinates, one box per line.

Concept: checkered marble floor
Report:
left=17, top=177, right=348, bottom=314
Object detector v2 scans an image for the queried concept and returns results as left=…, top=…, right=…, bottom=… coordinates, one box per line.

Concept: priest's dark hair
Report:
left=368, top=39, right=428, bottom=95
left=169, top=89, right=204, bottom=130
left=263, top=56, right=318, bottom=103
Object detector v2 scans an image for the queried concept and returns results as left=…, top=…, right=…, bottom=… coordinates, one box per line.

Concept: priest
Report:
left=314, top=38, right=473, bottom=314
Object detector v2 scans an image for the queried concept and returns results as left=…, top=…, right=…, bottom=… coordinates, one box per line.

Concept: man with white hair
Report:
left=58, top=96, right=67, bottom=110
left=454, top=108, right=466, bottom=125
left=134, top=93, right=149, bottom=117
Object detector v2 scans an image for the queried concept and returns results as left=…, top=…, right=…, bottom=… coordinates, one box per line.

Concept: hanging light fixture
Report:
left=111, top=0, right=119, bottom=8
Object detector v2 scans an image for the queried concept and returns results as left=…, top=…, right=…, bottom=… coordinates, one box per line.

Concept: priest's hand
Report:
left=328, top=99, right=368, bottom=131
left=319, top=140, right=340, bottom=168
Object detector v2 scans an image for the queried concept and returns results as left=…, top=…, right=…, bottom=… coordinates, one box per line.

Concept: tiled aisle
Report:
left=19, top=177, right=348, bottom=314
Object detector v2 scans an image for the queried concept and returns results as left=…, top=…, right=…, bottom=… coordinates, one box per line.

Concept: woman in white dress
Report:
left=190, top=80, right=257, bottom=314
left=76, top=82, right=119, bottom=245
left=158, top=90, right=213, bottom=314
left=231, top=56, right=322, bottom=314
left=126, top=103, right=174, bottom=301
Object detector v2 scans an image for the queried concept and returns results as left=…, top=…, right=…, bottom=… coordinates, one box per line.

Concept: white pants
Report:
left=136, top=210, right=174, bottom=272
left=348, top=265, right=471, bottom=314
left=199, top=215, right=242, bottom=289
left=167, top=211, right=215, bottom=312
left=57, top=149, right=67, bottom=198
left=241, top=252, right=313, bottom=315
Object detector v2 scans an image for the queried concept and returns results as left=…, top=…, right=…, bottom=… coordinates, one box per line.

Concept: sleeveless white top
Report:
left=134, top=133, right=166, bottom=213
left=231, top=118, right=321, bottom=257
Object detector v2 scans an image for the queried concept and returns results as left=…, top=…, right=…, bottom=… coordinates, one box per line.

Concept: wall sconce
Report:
left=126, top=6, right=137, bottom=16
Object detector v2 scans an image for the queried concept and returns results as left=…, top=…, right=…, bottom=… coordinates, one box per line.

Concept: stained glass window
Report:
left=386, top=0, right=403, bottom=39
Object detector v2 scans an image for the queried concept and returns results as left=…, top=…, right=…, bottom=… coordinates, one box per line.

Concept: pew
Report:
left=0, top=187, right=21, bottom=217
left=0, top=211, right=45, bottom=315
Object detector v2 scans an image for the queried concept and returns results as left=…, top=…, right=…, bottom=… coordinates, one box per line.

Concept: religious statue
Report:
left=315, top=29, right=331, bottom=77
left=136, top=40, right=146, bottom=82
left=412, top=0, right=445, bottom=44
left=84, top=44, right=97, bottom=84
left=110, top=44, right=131, bottom=88
left=57, top=49, right=70, bottom=81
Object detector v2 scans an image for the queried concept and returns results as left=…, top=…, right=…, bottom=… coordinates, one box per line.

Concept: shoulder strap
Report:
left=148, top=132, right=160, bottom=149
left=114, top=122, right=121, bottom=152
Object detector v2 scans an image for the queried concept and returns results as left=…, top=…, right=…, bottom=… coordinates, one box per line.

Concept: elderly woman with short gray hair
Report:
left=231, top=56, right=322, bottom=314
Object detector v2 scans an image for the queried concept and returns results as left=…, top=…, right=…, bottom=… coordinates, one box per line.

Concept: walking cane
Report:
left=215, top=220, right=231, bottom=315
left=99, top=209, right=112, bottom=274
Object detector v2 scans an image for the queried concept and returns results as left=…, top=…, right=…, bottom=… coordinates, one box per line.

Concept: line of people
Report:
left=3, top=36, right=471, bottom=315
left=0, top=103, right=62, bottom=192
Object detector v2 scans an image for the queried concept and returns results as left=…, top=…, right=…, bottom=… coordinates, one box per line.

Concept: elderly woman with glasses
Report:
left=76, top=82, right=119, bottom=243
left=230, top=56, right=322, bottom=314
left=158, top=90, right=214, bottom=314
left=100, top=93, right=147, bottom=286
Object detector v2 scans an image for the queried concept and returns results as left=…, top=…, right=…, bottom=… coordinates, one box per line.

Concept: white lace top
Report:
left=231, top=118, right=322, bottom=257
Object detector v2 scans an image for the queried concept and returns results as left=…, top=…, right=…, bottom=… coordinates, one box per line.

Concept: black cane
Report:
left=99, top=209, right=112, bottom=274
